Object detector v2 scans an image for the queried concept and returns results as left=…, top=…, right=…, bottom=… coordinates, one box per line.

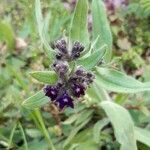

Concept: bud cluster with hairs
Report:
left=44, top=39, right=95, bottom=110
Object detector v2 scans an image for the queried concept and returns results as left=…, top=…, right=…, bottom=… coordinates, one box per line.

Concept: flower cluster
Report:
left=44, top=39, right=94, bottom=110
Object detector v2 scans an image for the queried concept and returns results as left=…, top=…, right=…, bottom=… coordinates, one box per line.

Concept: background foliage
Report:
left=0, top=0, right=150, bottom=149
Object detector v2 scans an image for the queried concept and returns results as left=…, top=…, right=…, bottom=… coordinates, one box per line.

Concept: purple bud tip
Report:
left=44, top=85, right=58, bottom=100
left=53, top=61, right=69, bottom=76
left=71, top=41, right=85, bottom=59
left=55, top=39, right=67, bottom=54
left=56, top=92, right=74, bottom=109
left=72, top=84, right=85, bottom=98
left=75, top=67, right=85, bottom=76
left=72, top=41, right=84, bottom=52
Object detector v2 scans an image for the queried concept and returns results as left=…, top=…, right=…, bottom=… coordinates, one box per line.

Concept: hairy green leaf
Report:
left=92, top=0, right=112, bottom=62
left=35, top=0, right=54, bottom=59
left=93, top=118, right=109, bottom=143
left=96, top=67, right=150, bottom=93
left=30, top=71, right=58, bottom=84
left=100, top=101, right=137, bottom=150
left=87, top=82, right=111, bottom=103
left=77, top=45, right=106, bottom=70
left=135, top=127, right=150, bottom=147
left=69, top=0, right=89, bottom=45
left=22, top=91, right=49, bottom=109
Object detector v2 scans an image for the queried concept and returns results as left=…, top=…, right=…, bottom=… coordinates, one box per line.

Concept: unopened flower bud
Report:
left=75, top=67, right=86, bottom=76
left=72, top=41, right=84, bottom=52
left=55, top=39, right=67, bottom=54
left=53, top=61, right=69, bottom=77
left=71, top=41, right=84, bottom=59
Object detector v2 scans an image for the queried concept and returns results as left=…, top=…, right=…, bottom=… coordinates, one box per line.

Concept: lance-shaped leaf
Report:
left=92, top=0, right=112, bottom=62
left=93, top=118, right=109, bottom=143
left=69, top=0, right=89, bottom=45
left=30, top=71, right=58, bottom=84
left=100, top=101, right=137, bottom=150
left=22, top=90, right=49, bottom=109
left=35, top=0, right=54, bottom=59
left=77, top=45, right=106, bottom=70
left=96, top=67, right=150, bottom=93
left=135, top=127, right=150, bottom=147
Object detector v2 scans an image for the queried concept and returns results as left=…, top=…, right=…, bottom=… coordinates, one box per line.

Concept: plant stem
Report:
left=7, top=122, right=17, bottom=150
left=33, top=109, right=56, bottom=150
left=18, top=122, right=28, bottom=150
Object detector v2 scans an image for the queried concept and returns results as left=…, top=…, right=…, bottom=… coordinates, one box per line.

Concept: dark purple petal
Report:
left=44, top=85, right=58, bottom=100
left=56, top=92, right=74, bottom=109
left=71, top=84, right=85, bottom=98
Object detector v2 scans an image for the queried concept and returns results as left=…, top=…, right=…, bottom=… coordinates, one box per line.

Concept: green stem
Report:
left=33, top=109, right=56, bottom=150
left=69, top=61, right=76, bottom=76
left=7, top=122, right=17, bottom=150
left=18, top=122, right=28, bottom=150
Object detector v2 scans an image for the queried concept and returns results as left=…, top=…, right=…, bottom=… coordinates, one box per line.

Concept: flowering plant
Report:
left=22, top=0, right=150, bottom=149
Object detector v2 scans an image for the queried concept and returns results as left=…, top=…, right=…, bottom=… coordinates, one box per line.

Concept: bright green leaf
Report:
left=30, top=71, right=58, bottom=84
left=92, top=0, right=112, bottom=62
left=22, top=91, right=49, bottom=109
left=96, top=67, right=150, bottom=93
left=100, top=101, right=137, bottom=150
left=69, top=0, right=89, bottom=45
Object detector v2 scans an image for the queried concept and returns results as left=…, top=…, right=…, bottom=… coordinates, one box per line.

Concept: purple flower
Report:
left=71, top=83, right=85, bottom=98
left=43, top=40, right=95, bottom=110
left=56, top=92, right=74, bottom=109
left=44, top=85, right=58, bottom=100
